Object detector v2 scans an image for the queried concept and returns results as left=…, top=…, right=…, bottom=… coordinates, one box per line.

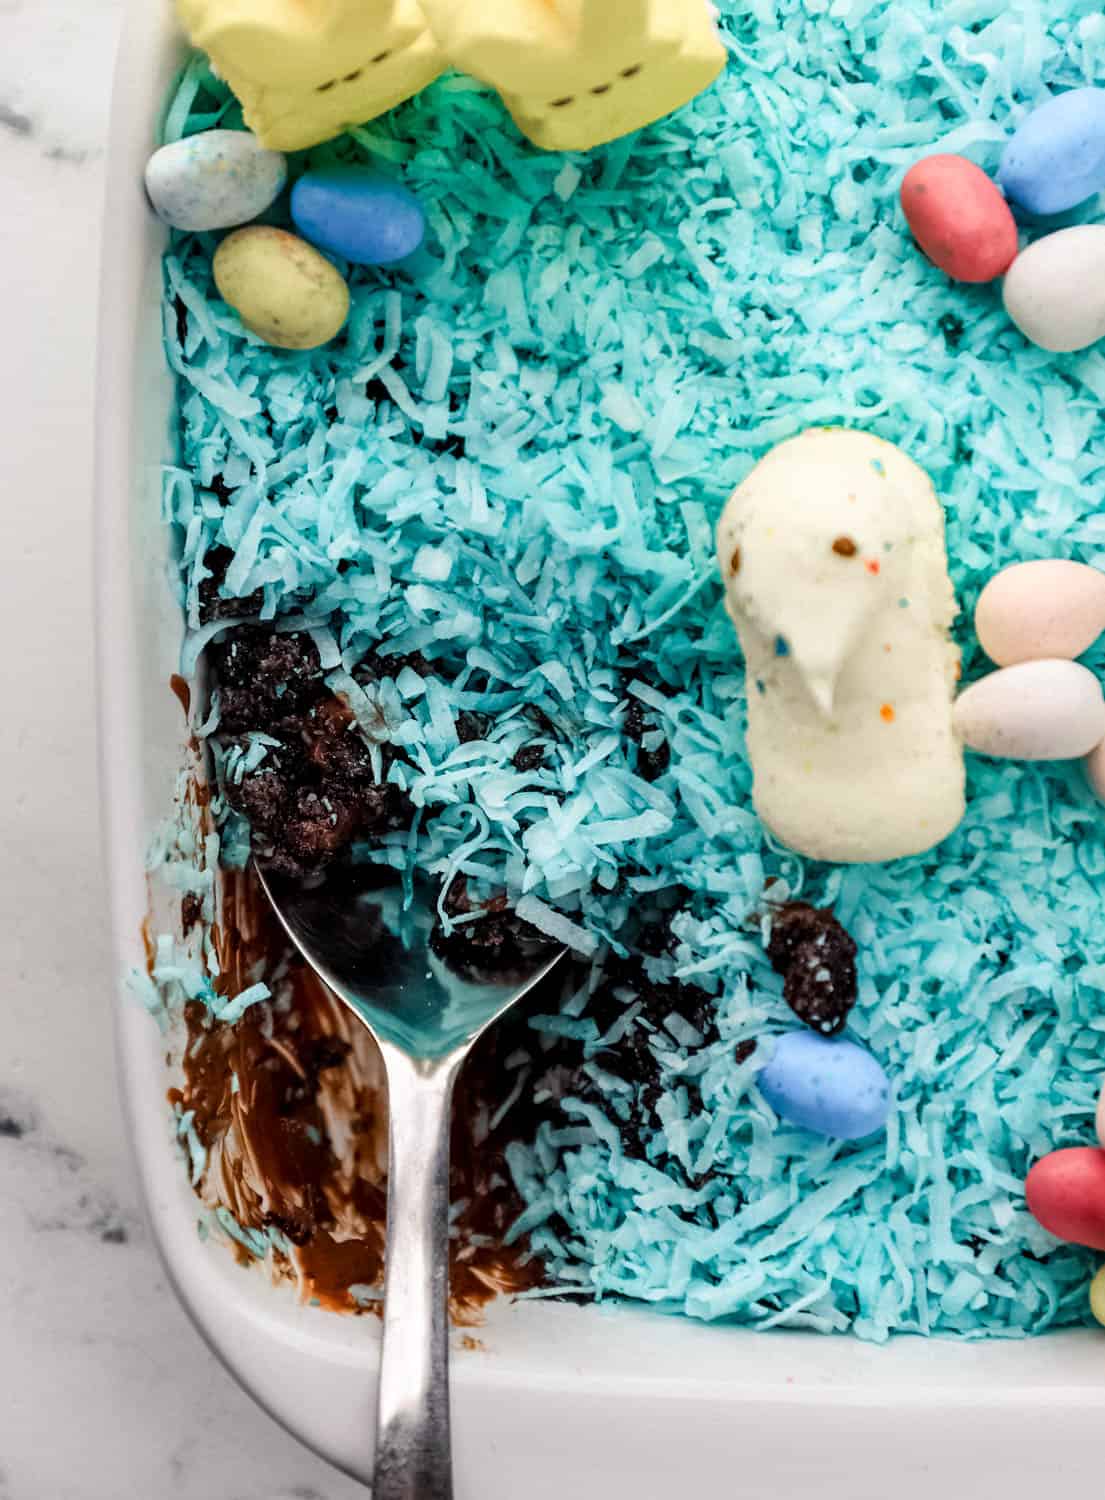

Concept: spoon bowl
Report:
left=256, top=861, right=562, bottom=1060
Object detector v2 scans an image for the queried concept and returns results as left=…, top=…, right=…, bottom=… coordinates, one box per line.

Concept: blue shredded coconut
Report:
left=154, top=0, right=1105, bottom=1341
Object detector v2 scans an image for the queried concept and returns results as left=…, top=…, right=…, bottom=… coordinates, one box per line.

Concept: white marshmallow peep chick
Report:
left=716, top=427, right=966, bottom=864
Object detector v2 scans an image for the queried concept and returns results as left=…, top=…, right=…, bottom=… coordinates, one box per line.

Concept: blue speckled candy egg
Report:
left=757, top=1031, right=891, bottom=1141
left=290, top=168, right=426, bottom=266
left=145, top=129, right=287, bottom=232
left=998, top=88, right=1105, bottom=216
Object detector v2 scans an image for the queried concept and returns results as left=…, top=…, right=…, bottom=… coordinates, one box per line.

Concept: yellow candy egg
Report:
left=1090, top=1266, right=1105, bottom=1327
left=213, top=226, right=350, bottom=350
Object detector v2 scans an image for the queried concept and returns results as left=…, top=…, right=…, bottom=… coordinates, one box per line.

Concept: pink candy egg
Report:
left=976, top=560, right=1105, bottom=666
left=1026, top=1147, right=1105, bottom=1250
left=900, top=154, right=1019, bottom=283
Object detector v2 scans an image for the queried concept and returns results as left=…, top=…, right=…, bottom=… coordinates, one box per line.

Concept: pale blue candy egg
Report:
left=998, top=88, right=1105, bottom=216
left=291, top=169, right=426, bottom=266
left=145, top=129, right=287, bottom=232
left=757, top=1031, right=891, bottom=1141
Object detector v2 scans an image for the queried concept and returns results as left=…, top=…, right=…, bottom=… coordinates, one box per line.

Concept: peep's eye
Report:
left=548, top=63, right=644, bottom=111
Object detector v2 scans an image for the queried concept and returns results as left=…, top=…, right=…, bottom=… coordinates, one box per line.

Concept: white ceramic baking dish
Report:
left=94, top=3, right=1105, bottom=1492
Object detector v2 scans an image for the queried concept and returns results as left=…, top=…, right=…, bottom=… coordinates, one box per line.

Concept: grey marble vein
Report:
left=0, top=102, right=33, bottom=136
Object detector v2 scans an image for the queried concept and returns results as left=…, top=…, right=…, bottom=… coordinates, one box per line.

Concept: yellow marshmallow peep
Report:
left=420, top=0, right=726, bottom=152
left=176, top=0, right=445, bottom=151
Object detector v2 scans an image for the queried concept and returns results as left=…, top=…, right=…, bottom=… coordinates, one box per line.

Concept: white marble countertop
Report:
left=0, top=4, right=364, bottom=1495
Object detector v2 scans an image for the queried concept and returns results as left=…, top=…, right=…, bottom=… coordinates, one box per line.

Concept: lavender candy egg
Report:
left=757, top=1031, right=891, bottom=1141
left=998, top=88, right=1105, bottom=216
left=145, top=129, right=287, bottom=232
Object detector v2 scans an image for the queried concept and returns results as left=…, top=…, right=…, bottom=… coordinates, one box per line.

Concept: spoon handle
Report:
left=373, top=1040, right=465, bottom=1500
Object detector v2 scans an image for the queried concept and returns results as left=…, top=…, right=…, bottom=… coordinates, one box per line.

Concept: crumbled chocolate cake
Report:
left=197, top=545, right=265, bottom=624
left=172, top=293, right=188, bottom=349
left=354, top=647, right=433, bottom=685
left=765, top=901, right=858, bottom=1036
left=525, top=938, right=719, bottom=1159
left=512, top=742, right=547, bottom=773
left=212, top=627, right=413, bottom=878
left=621, top=694, right=671, bottom=783
left=215, top=627, right=326, bottom=734
left=455, top=711, right=491, bottom=745
left=197, top=624, right=724, bottom=1293
left=430, top=877, right=555, bottom=982
left=207, top=474, right=235, bottom=505
left=594, top=953, right=716, bottom=1100
left=433, top=895, right=718, bottom=1162
left=181, top=892, right=203, bottom=935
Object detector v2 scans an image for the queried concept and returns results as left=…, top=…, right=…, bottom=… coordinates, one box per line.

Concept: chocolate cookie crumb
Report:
left=212, top=628, right=414, bottom=877
left=512, top=742, right=547, bottom=773
left=766, top=902, right=858, bottom=1036
left=455, top=711, right=491, bottom=745
left=430, top=879, right=555, bottom=980
left=181, top=892, right=203, bottom=935
left=197, top=546, right=265, bottom=624
left=214, top=627, right=324, bottom=734
left=622, top=695, right=671, bottom=782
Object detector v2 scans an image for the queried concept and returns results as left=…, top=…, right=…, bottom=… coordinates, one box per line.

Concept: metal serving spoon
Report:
left=254, top=861, right=566, bottom=1500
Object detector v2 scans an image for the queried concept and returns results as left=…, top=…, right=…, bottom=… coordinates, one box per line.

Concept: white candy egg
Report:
left=975, top=560, right=1105, bottom=666
left=1003, top=225, right=1105, bottom=353
left=954, top=659, right=1105, bottom=759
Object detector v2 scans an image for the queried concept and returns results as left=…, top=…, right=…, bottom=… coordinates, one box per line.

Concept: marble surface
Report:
left=0, top=4, right=365, bottom=1495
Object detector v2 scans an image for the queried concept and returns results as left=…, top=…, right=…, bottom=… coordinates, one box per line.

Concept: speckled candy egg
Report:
left=213, top=227, right=350, bottom=351
left=145, top=129, right=287, bottom=232
left=1003, top=226, right=1105, bottom=353
left=900, top=154, right=1018, bottom=283
left=1025, top=1148, right=1105, bottom=1250
left=975, top=560, right=1105, bottom=666
left=757, top=1031, right=891, bottom=1141
left=953, top=659, right=1105, bottom=760
left=291, top=168, right=426, bottom=266
left=998, top=88, right=1105, bottom=216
